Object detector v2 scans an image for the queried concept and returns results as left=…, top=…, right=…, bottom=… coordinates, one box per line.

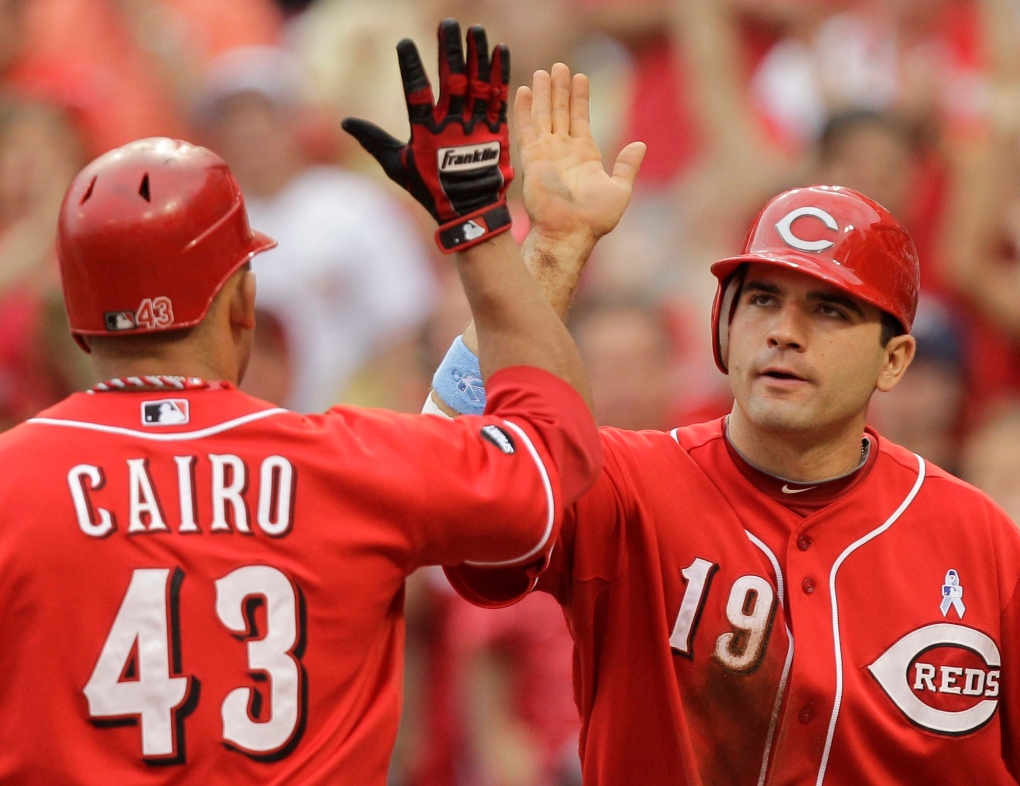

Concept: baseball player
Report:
left=0, top=24, right=604, bottom=785
left=429, top=65, right=1020, bottom=784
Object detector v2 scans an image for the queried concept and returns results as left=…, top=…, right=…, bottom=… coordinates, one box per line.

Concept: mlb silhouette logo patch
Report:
left=105, top=311, right=136, bottom=331
left=462, top=220, right=485, bottom=241
left=141, top=399, right=190, bottom=426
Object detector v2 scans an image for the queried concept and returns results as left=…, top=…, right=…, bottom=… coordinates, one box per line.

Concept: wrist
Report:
left=521, top=230, right=594, bottom=319
left=432, top=336, right=486, bottom=415
left=523, top=227, right=598, bottom=262
left=436, top=201, right=513, bottom=253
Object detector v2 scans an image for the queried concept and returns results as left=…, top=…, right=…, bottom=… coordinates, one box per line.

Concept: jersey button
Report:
left=797, top=535, right=812, bottom=551
left=802, top=577, right=816, bottom=594
left=799, top=706, right=815, bottom=723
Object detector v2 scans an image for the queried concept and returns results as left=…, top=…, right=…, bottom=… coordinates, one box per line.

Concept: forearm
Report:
left=521, top=229, right=597, bottom=319
left=455, top=232, right=594, bottom=411
left=459, top=228, right=595, bottom=354
left=435, top=228, right=594, bottom=418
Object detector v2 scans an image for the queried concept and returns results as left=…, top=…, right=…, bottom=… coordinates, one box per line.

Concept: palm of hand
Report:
left=521, top=134, right=633, bottom=242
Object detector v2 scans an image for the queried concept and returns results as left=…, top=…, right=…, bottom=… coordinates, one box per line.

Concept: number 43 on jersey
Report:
left=83, top=566, right=305, bottom=763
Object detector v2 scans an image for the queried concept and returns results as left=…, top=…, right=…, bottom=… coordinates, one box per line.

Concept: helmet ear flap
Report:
left=712, top=266, right=746, bottom=374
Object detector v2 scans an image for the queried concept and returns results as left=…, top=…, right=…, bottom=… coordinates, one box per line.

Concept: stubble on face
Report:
left=725, top=267, right=887, bottom=443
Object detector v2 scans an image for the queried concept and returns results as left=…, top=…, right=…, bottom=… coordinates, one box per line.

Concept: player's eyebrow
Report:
left=806, top=290, right=864, bottom=316
left=742, top=279, right=780, bottom=297
left=742, top=278, right=865, bottom=316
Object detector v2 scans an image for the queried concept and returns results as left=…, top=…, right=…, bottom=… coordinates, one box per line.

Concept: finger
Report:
left=514, top=85, right=537, bottom=149
left=436, top=18, right=467, bottom=119
left=395, top=39, right=434, bottom=125
left=531, top=69, right=552, bottom=134
left=341, top=117, right=404, bottom=151
left=550, top=62, right=571, bottom=135
left=466, top=25, right=492, bottom=121
left=341, top=118, right=408, bottom=183
left=488, top=43, right=510, bottom=129
left=568, top=72, right=592, bottom=139
left=610, top=141, right=647, bottom=190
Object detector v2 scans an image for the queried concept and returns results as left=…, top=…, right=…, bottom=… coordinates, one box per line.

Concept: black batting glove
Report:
left=342, top=19, right=514, bottom=253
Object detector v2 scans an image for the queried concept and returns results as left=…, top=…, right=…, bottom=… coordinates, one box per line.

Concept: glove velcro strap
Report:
left=435, top=202, right=512, bottom=253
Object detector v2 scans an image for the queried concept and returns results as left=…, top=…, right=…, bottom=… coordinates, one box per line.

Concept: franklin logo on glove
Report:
left=439, top=142, right=501, bottom=171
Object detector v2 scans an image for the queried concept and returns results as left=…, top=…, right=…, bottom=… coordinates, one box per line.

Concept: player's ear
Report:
left=876, top=333, right=915, bottom=393
left=229, top=268, right=257, bottom=333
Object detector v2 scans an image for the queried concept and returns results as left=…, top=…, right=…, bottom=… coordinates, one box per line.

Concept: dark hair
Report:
left=880, top=311, right=905, bottom=347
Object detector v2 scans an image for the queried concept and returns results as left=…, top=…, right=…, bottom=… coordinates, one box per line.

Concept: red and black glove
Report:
left=342, top=19, right=514, bottom=253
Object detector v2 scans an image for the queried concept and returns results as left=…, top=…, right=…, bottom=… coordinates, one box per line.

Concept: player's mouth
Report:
left=758, top=365, right=810, bottom=387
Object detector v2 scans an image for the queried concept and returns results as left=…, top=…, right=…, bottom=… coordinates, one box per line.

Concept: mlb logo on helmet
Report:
left=105, top=311, right=136, bottom=331
left=141, top=399, right=190, bottom=426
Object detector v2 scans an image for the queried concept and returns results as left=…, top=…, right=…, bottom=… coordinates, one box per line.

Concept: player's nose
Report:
left=765, top=303, right=807, bottom=351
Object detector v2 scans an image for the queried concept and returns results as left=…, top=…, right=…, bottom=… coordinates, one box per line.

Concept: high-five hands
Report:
left=343, top=19, right=515, bottom=253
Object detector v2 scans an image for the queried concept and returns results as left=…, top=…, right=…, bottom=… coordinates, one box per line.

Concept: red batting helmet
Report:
left=710, top=184, right=919, bottom=372
left=57, top=137, right=276, bottom=349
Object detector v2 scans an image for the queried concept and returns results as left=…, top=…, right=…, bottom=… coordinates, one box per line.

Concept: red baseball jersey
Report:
left=448, top=417, right=1020, bottom=784
left=0, top=366, right=600, bottom=785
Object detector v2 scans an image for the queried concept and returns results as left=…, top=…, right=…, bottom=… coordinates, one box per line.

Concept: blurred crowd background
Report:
left=3, top=0, right=1020, bottom=783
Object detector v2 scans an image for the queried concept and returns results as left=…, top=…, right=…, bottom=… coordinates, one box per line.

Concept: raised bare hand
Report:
left=516, top=63, right=646, bottom=245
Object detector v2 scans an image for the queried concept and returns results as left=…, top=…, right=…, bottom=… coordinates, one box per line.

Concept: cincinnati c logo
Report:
left=868, top=623, right=1001, bottom=735
left=774, top=206, right=838, bottom=253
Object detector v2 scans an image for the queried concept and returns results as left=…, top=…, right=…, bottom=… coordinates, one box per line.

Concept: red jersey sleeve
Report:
left=444, top=425, right=637, bottom=608
left=324, top=365, right=601, bottom=574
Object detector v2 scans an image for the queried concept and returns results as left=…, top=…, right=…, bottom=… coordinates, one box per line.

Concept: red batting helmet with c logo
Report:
left=709, top=184, right=919, bottom=372
left=57, top=137, right=276, bottom=350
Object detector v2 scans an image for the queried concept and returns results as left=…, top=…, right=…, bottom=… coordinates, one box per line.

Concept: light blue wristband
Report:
left=432, top=336, right=486, bottom=415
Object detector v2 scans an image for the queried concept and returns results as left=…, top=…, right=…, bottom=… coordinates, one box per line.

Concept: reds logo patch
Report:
left=868, top=623, right=1001, bottom=735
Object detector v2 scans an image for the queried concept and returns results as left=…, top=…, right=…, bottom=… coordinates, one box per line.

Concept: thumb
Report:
left=341, top=118, right=408, bottom=183
left=610, top=141, right=647, bottom=191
